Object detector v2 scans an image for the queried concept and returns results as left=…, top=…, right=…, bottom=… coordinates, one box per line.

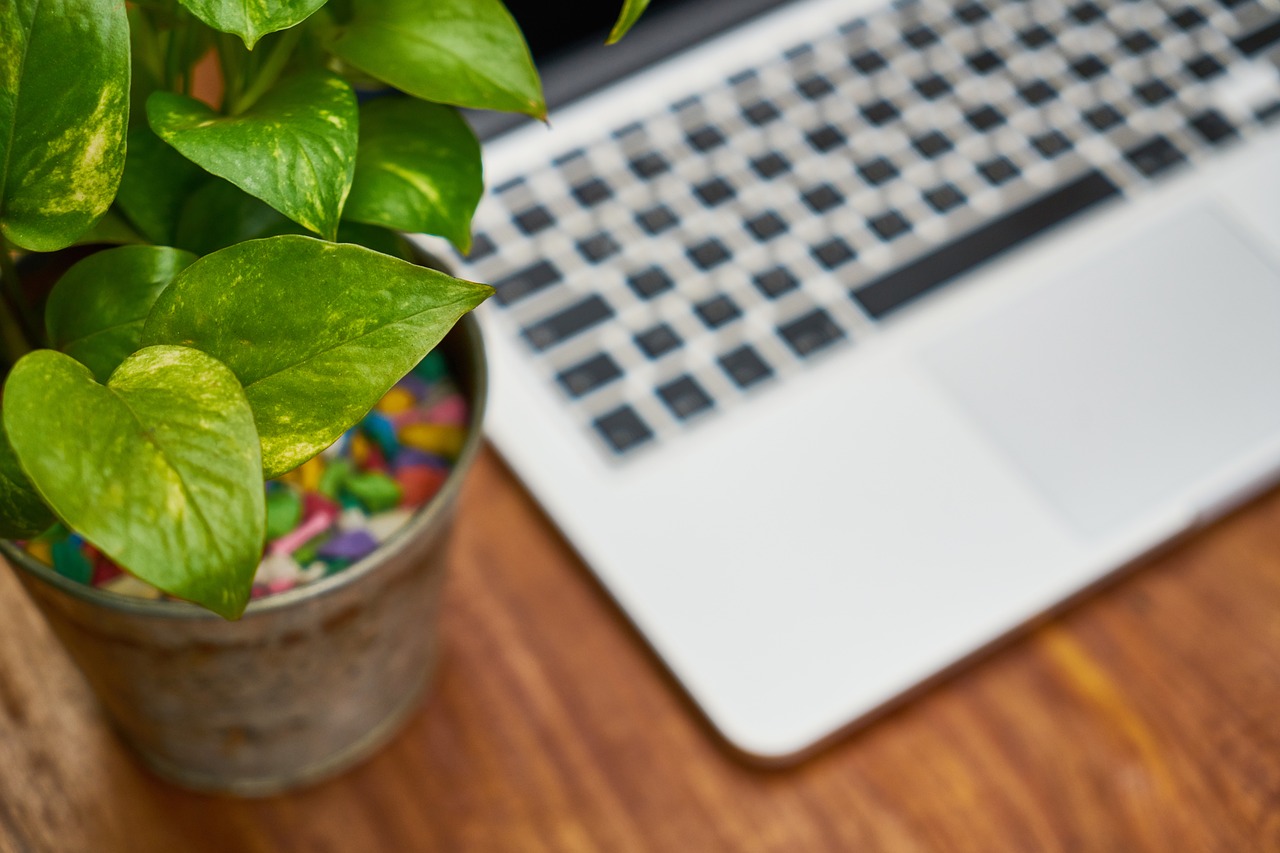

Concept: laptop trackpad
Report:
left=920, top=205, right=1280, bottom=538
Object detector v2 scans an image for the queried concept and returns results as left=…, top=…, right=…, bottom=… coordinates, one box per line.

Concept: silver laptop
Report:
left=411, top=0, right=1280, bottom=760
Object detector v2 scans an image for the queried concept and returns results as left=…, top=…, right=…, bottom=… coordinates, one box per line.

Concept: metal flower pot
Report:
left=1, top=315, right=486, bottom=796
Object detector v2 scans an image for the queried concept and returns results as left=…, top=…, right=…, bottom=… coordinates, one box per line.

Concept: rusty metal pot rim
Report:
left=0, top=314, right=487, bottom=622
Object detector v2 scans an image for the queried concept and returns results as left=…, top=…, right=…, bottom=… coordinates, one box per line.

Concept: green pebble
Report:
left=51, top=539, right=93, bottom=584
left=341, top=472, right=402, bottom=513
left=265, top=487, right=303, bottom=541
left=323, top=559, right=352, bottom=576
left=293, top=537, right=322, bottom=566
left=319, top=458, right=353, bottom=500
left=412, top=351, right=447, bottom=381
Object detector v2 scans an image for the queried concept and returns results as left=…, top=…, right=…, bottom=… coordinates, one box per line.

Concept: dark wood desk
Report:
left=1, top=447, right=1277, bottom=851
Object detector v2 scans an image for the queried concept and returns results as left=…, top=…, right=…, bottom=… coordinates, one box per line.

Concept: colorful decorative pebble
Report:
left=20, top=351, right=469, bottom=602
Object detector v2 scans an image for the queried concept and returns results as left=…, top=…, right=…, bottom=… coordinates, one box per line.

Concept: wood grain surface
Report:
left=1, top=446, right=1277, bottom=852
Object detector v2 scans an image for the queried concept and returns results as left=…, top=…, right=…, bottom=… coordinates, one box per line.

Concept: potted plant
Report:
left=0, top=0, right=646, bottom=793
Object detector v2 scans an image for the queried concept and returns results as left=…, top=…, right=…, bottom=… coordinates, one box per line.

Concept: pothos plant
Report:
left=0, top=0, right=648, bottom=619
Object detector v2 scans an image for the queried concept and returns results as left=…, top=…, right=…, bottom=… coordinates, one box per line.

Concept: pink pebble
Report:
left=269, top=511, right=334, bottom=556
left=302, top=492, right=339, bottom=521
left=364, top=442, right=390, bottom=474
left=424, top=395, right=468, bottom=425
left=266, top=578, right=296, bottom=594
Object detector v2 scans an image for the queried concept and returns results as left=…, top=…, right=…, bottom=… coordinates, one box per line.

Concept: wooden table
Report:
left=1, top=446, right=1277, bottom=852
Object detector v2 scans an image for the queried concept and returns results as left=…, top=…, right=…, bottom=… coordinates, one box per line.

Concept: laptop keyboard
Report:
left=451, top=0, right=1280, bottom=458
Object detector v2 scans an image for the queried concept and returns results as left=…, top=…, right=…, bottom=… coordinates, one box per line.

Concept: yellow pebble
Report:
left=349, top=432, right=372, bottom=465
left=102, top=574, right=163, bottom=600
left=279, top=455, right=324, bottom=491
left=376, top=387, right=416, bottom=416
left=400, top=423, right=466, bottom=458
left=26, top=540, right=52, bottom=566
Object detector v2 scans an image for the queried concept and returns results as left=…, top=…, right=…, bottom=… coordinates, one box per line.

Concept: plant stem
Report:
left=0, top=239, right=35, bottom=365
left=227, top=27, right=301, bottom=115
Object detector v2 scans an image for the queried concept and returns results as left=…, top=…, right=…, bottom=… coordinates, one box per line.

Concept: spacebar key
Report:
left=853, top=170, right=1121, bottom=320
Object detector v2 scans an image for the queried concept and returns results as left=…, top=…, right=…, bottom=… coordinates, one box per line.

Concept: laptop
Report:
left=410, top=0, right=1280, bottom=761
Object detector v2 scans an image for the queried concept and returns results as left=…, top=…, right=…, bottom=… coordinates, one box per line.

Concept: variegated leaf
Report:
left=4, top=347, right=265, bottom=619
left=608, top=0, right=650, bottom=44
left=0, top=0, right=130, bottom=251
left=148, top=72, right=358, bottom=240
left=177, top=0, right=326, bottom=49
left=343, top=98, right=482, bottom=254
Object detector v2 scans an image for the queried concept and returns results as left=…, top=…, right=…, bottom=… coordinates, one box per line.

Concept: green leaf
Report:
left=4, top=347, right=265, bottom=619
left=177, top=0, right=326, bottom=49
left=116, top=124, right=205, bottom=245
left=173, top=176, right=308, bottom=256
left=608, top=0, right=650, bottom=44
left=73, top=209, right=147, bottom=247
left=46, top=246, right=197, bottom=382
left=147, top=71, right=358, bottom=239
left=328, top=0, right=545, bottom=118
left=142, top=235, right=492, bottom=478
left=0, top=0, right=131, bottom=251
left=0, top=426, right=54, bottom=539
left=344, top=98, right=481, bottom=253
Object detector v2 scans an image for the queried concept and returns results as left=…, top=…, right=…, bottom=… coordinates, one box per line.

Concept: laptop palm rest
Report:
left=921, top=204, right=1280, bottom=539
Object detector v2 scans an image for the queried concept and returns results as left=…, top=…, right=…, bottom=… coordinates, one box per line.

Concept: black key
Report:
left=688, top=239, right=731, bottom=270
left=1019, top=25, right=1054, bottom=49
left=694, top=177, right=736, bottom=207
left=858, top=157, right=899, bottom=186
left=1125, top=135, right=1186, bottom=178
left=687, top=124, right=726, bottom=151
left=718, top=345, right=773, bottom=389
left=915, top=74, right=952, bottom=99
left=1187, top=55, right=1225, bottom=80
left=553, top=148, right=586, bottom=167
left=862, top=99, right=900, bottom=126
left=802, top=183, right=844, bottom=212
left=1121, top=32, right=1157, bottom=55
left=636, top=204, right=678, bottom=234
left=851, top=49, right=888, bottom=73
left=634, top=323, right=682, bottom=359
left=1069, top=2, right=1103, bottom=23
left=745, top=211, right=788, bottom=242
left=743, top=100, right=780, bottom=125
left=912, top=131, right=953, bottom=158
left=1018, top=80, right=1057, bottom=105
left=1084, top=104, right=1124, bottom=131
left=558, top=353, right=623, bottom=397
left=627, top=266, right=674, bottom=299
left=695, top=294, right=742, bottom=328
left=1135, top=80, right=1175, bottom=106
left=577, top=231, right=620, bottom=263
left=522, top=295, right=614, bottom=351
left=494, top=260, right=561, bottom=305
left=967, top=49, right=1004, bottom=74
left=798, top=74, right=834, bottom=99
left=1220, top=0, right=1248, bottom=8
left=869, top=210, right=912, bottom=241
left=594, top=406, right=653, bottom=454
left=1070, top=55, right=1107, bottom=80
left=1233, top=18, right=1280, bottom=56
left=494, top=176, right=525, bottom=194
left=1189, top=109, right=1238, bottom=145
left=751, top=152, right=791, bottom=179
left=572, top=178, right=612, bottom=207
left=965, top=105, right=1005, bottom=131
left=978, top=156, right=1019, bottom=186
left=753, top=266, right=799, bottom=299
left=924, top=183, right=966, bottom=213
left=467, top=232, right=496, bottom=261
left=955, top=2, right=989, bottom=23
left=811, top=238, right=856, bottom=270
left=1257, top=101, right=1280, bottom=124
left=1032, top=130, right=1072, bottom=158
left=657, top=375, right=714, bottom=420
left=630, top=152, right=670, bottom=180
left=1171, top=7, right=1206, bottom=30
left=904, top=25, right=939, bottom=48
left=807, top=124, right=846, bottom=152
left=778, top=309, right=845, bottom=357
left=854, top=171, right=1120, bottom=319
left=514, top=205, right=555, bottom=235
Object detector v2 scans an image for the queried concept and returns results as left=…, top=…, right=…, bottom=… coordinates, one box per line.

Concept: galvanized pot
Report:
left=1, top=315, right=486, bottom=796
